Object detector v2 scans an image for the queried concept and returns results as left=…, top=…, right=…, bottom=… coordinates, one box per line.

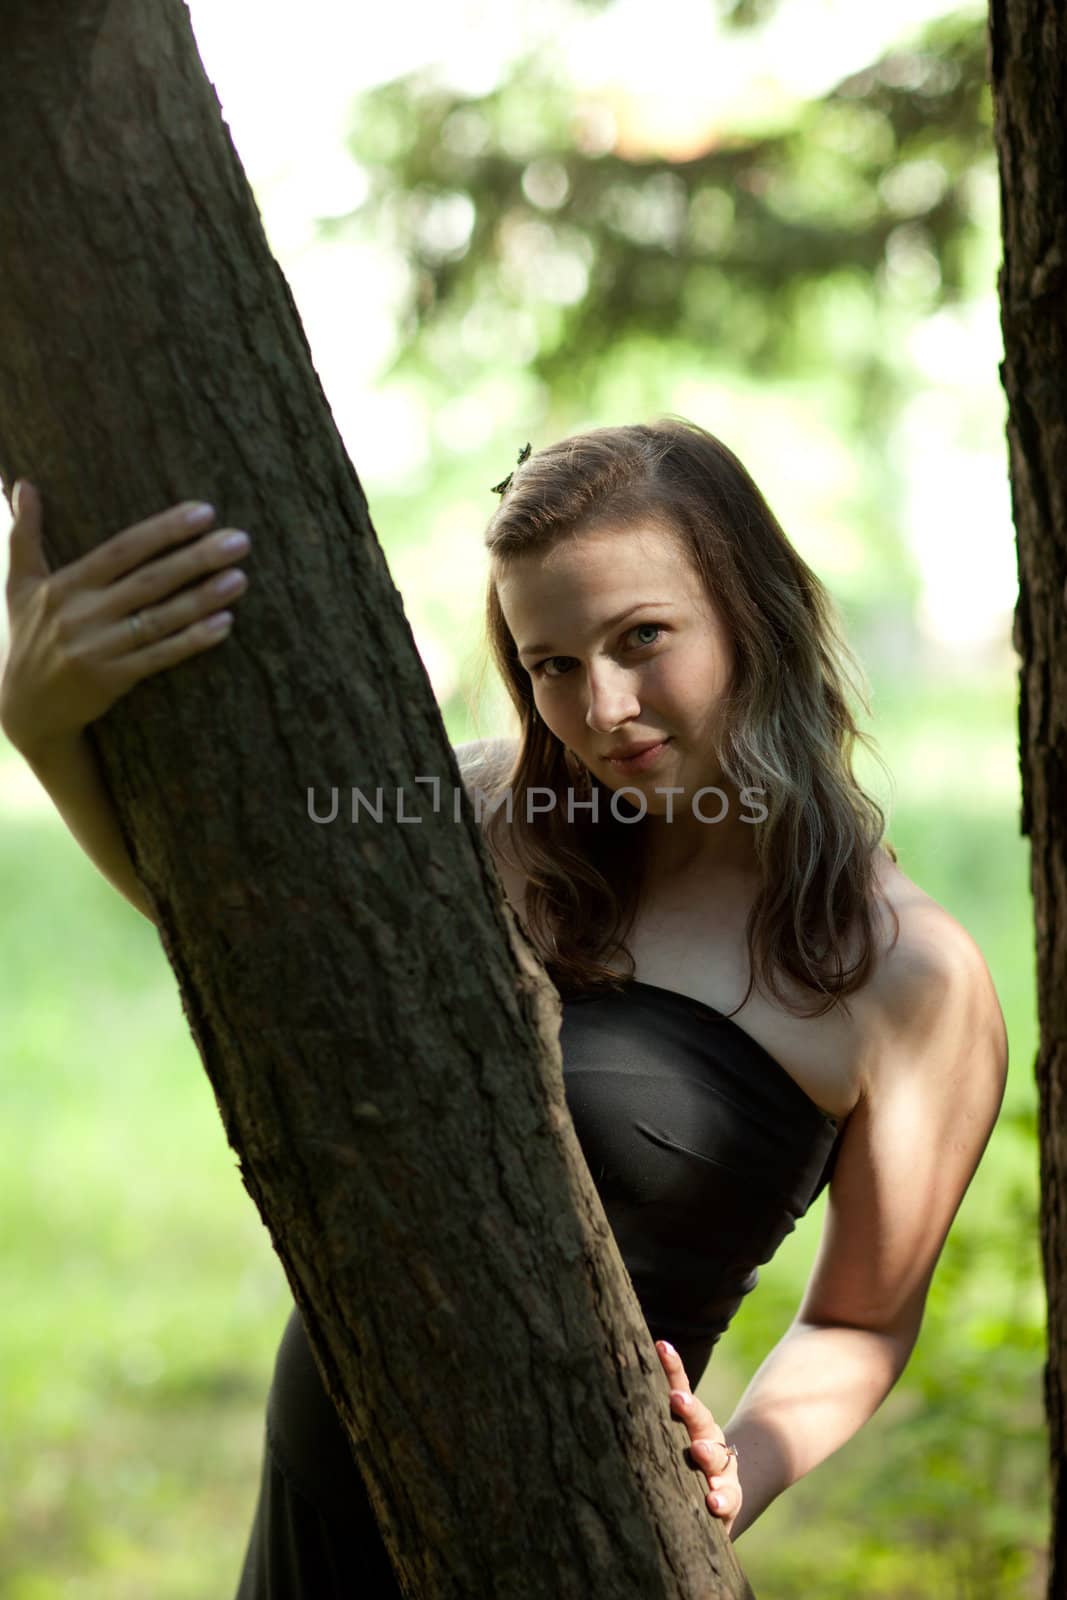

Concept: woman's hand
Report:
left=656, top=1340, right=743, bottom=1540
left=1, top=481, right=251, bottom=754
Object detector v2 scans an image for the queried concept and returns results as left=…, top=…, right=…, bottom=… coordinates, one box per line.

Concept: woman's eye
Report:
left=532, top=625, right=664, bottom=678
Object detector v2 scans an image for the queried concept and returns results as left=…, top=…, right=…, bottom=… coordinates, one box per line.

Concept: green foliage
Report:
left=335, top=9, right=991, bottom=395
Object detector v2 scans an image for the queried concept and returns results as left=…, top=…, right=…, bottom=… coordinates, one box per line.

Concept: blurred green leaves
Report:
left=333, top=9, right=990, bottom=393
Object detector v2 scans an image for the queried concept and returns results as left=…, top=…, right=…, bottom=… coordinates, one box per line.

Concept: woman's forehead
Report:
left=494, top=524, right=715, bottom=645
left=497, top=521, right=695, bottom=586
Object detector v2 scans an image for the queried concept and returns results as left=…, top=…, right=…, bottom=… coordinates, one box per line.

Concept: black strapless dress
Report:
left=234, top=980, right=843, bottom=1597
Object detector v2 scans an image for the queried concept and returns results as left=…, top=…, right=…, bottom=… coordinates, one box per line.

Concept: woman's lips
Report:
left=605, top=738, right=672, bottom=773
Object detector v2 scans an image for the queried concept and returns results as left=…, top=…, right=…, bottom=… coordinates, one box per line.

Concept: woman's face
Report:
left=495, top=521, right=736, bottom=814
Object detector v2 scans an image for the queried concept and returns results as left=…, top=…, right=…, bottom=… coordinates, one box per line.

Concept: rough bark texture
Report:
left=0, top=3, right=756, bottom=1595
left=989, top=4, right=1067, bottom=1595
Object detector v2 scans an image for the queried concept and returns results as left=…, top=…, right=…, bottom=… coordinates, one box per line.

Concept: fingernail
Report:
left=12, top=480, right=24, bottom=514
left=218, top=530, right=251, bottom=556
left=670, top=1390, right=690, bottom=1408
left=213, top=569, right=246, bottom=597
left=183, top=502, right=215, bottom=526
left=709, top=1493, right=723, bottom=1510
left=662, top=1341, right=677, bottom=1358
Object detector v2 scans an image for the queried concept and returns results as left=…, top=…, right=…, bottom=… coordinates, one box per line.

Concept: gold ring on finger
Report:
left=128, top=610, right=149, bottom=646
left=720, top=1442, right=739, bottom=1466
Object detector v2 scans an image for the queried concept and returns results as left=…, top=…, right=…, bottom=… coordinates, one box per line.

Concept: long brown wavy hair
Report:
left=479, top=416, right=898, bottom=1019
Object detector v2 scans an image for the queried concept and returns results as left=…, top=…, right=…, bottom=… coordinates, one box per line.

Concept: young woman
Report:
left=1, top=417, right=1007, bottom=1590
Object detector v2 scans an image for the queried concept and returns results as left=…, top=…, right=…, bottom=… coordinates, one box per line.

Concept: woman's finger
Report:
left=103, top=607, right=238, bottom=689
left=6, top=480, right=51, bottom=599
left=654, top=1347, right=743, bottom=1535
left=92, top=556, right=249, bottom=659
left=689, top=1432, right=739, bottom=1478
left=706, top=1472, right=742, bottom=1533
left=667, top=1388, right=735, bottom=1470
left=657, top=1340, right=740, bottom=1491
left=57, top=500, right=218, bottom=593
left=655, top=1339, right=693, bottom=1394
left=673, top=1395, right=739, bottom=1481
left=101, top=524, right=250, bottom=631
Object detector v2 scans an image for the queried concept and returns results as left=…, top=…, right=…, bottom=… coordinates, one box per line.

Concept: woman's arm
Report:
left=15, top=730, right=157, bottom=923
left=655, top=1321, right=908, bottom=1541
left=1, top=480, right=252, bottom=923
left=734, top=910, right=1007, bottom=1535
left=717, top=1319, right=911, bottom=1538
left=657, top=906, right=1008, bottom=1541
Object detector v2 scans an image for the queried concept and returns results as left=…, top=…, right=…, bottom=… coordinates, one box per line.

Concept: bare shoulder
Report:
left=452, top=736, right=519, bottom=786
left=872, top=853, right=998, bottom=999
left=861, top=851, right=1008, bottom=1094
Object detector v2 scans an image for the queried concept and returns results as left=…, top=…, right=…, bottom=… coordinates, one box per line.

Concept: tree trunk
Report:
left=989, top=4, right=1067, bottom=1594
left=0, top=3, right=755, bottom=1594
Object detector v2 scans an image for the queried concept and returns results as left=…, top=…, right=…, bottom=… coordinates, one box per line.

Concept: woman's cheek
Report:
left=657, top=641, right=728, bottom=709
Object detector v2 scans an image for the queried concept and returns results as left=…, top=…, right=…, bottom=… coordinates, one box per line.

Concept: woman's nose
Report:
left=584, top=663, right=640, bottom=734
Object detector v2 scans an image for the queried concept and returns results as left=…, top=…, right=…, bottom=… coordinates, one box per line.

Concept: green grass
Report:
left=0, top=779, right=286, bottom=1596
left=0, top=659, right=1047, bottom=1595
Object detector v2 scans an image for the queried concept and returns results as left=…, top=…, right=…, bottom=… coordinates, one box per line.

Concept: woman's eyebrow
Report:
left=517, top=601, right=674, bottom=660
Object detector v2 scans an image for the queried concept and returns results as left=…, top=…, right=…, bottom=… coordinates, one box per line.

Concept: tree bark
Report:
left=989, top=4, right=1067, bottom=1595
left=0, top=3, right=755, bottom=1594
